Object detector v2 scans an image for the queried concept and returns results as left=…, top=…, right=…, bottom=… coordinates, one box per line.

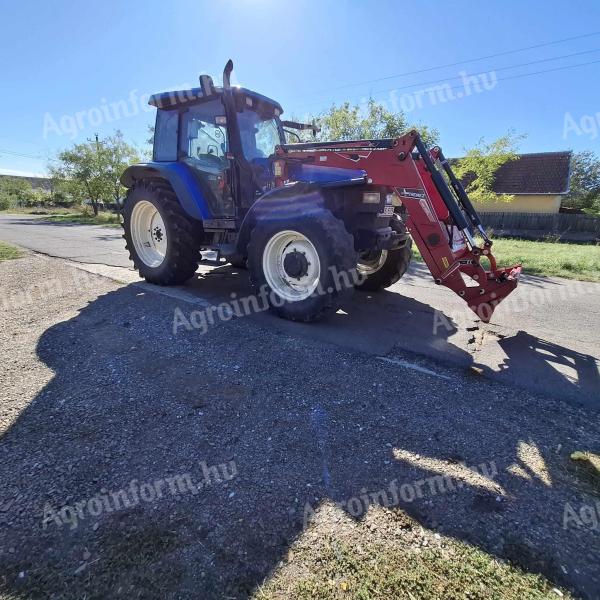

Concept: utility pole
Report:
left=93, top=133, right=101, bottom=216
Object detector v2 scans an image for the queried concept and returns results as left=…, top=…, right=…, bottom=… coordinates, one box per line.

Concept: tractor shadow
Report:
left=480, top=331, right=600, bottom=408
left=188, top=263, right=599, bottom=408
left=0, top=280, right=599, bottom=598
left=191, top=261, right=471, bottom=362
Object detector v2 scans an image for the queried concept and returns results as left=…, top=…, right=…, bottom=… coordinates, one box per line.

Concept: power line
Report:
left=302, top=30, right=600, bottom=97
left=354, top=47, right=600, bottom=101
left=493, top=56, right=600, bottom=85
left=0, top=148, right=44, bottom=160
left=296, top=57, right=600, bottom=114
left=366, top=58, right=600, bottom=106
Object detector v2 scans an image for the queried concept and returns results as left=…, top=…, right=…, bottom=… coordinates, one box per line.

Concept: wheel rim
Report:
left=262, top=230, right=321, bottom=302
left=357, top=250, right=388, bottom=275
left=130, top=200, right=167, bottom=268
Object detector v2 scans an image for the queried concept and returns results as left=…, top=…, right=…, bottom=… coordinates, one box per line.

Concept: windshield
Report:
left=237, top=110, right=282, bottom=161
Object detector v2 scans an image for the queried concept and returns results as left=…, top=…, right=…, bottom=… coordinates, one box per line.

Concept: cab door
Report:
left=179, top=100, right=235, bottom=217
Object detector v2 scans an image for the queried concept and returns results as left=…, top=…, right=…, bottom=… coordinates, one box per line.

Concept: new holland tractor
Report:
left=121, top=61, right=521, bottom=322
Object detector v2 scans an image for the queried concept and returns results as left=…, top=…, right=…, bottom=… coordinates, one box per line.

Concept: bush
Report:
left=50, top=189, right=79, bottom=208
left=0, top=195, right=11, bottom=211
left=0, top=177, right=27, bottom=209
left=19, top=189, right=51, bottom=208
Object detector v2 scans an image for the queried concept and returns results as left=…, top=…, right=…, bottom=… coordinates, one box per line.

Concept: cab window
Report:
left=180, top=100, right=228, bottom=170
left=153, top=109, right=178, bottom=161
left=238, top=110, right=281, bottom=160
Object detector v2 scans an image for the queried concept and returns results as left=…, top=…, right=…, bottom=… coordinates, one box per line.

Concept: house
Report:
left=455, top=151, right=572, bottom=214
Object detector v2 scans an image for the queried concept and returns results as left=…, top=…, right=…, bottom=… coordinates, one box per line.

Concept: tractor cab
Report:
left=149, top=65, right=287, bottom=219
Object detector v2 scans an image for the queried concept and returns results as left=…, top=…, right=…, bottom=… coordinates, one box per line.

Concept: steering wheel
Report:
left=195, top=148, right=225, bottom=168
left=249, top=157, right=273, bottom=189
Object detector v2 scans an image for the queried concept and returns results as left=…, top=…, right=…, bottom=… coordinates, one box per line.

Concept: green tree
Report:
left=291, top=99, right=439, bottom=146
left=453, top=132, right=525, bottom=203
left=147, top=124, right=155, bottom=148
left=49, top=176, right=85, bottom=207
left=102, top=131, right=142, bottom=205
left=0, top=176, right=41, bottom=210
left=562, top=150, right=600, bottom=213
left=49, top=130, right=141, bottom=215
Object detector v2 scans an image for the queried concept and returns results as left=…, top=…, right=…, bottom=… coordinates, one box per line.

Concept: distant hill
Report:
left=0, top=173, right=52, bottom=192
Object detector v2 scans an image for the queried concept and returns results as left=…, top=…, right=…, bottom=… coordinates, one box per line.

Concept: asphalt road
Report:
left=0, top=214, right=130, bottom=267
left=1, top=213, right=599, bottom=407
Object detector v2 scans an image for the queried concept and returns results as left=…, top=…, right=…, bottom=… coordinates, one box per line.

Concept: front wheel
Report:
left=355, top=215, right=412, bottom=291
left=247, top=210, right=358, bottom=321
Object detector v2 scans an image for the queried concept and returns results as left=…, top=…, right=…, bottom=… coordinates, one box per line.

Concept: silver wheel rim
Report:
left=262, top=230, right=321, bottom=302
left=130, top=200, right=167, bottom=268
left=357, top=250, right=388, bottom=276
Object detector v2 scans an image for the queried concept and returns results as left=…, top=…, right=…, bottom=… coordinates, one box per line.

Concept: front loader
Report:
left=121, top=60, right=520, bottom=323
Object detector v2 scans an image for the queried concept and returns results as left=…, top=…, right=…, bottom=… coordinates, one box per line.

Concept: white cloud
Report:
left=0, top=168, right=48, bottom=178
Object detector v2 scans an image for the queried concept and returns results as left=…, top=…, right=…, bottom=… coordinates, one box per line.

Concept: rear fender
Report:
left=121, top=162, right=211, bottom=221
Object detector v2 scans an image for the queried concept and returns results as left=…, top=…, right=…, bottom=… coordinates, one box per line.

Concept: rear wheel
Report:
left=248, top=209, right=357, bottom=321
left=355, top=215, right=412, bottom=291
left=122, top=180, right=201, bottom=285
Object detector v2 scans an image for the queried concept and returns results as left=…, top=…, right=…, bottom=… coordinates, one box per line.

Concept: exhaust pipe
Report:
left=223, top=59, right=234, bottom=90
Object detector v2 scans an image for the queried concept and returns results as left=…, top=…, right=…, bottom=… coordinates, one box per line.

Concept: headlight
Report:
left=390, top=192, right=403, bottom=206
left=362, top=192, right=380, bottom=204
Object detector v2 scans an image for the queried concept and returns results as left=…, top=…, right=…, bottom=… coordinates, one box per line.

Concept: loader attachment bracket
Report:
left=397, top=136, right=521, bottom=322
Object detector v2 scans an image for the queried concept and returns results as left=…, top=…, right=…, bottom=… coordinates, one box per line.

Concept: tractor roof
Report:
left=148, top=86, right=283, bottom=113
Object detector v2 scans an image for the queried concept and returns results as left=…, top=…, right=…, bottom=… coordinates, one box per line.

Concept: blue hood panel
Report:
left=289, top=164, right=366, bottom=188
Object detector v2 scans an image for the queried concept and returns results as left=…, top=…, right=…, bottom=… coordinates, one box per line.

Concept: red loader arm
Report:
left=275, top=131, right=521, bottom=322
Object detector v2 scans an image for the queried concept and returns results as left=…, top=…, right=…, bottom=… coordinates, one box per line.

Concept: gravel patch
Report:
left=0, top=255, right=598, bottom=599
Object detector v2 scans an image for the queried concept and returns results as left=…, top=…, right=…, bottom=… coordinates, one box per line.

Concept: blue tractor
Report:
left=121, top=60, right=413, bottom=322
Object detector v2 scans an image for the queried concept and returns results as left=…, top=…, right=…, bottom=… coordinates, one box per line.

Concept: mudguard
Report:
left=120, top=162, right=211, bottom=221
left=235, top=183, right=332, bottom=257
left=234, top=161, right=367, bottom=256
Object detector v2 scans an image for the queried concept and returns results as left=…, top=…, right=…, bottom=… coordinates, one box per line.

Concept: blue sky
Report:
left=1, top=0, right=600, bottom=175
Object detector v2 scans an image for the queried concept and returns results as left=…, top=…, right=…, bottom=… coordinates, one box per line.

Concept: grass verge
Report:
left=0, top=240, right=24, bottom=262
left=413, top=237, right=600, bottom=282
left=40, top=212, right=121, bottom=227
left=1, top=207, right=121, bottom=227
left=0, top=207, right=74, bottom=215
left=255, top=528, right=570, bottom=600
left=567, top=451, right=600, bottom=497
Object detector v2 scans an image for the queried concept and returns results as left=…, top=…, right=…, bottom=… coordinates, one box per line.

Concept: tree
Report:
left=48, top=176, right=85, bottom=207
left=146, top=124, right=155, bottom=148
left=453, top=131, right=525, bottom=203
left=291, top=99, right=439, bottom=146
left=0, top=177, right=42, bottom=210
left=49, top=130, right=142, bottom=215
left=562, top=150, right=600, bottom=213
left=102, top=131, right=142, bottom=205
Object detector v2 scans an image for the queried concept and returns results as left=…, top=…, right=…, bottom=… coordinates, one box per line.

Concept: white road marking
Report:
left=376, top=356, right=453, bottom=380
left=132, top=282, right=214, bottom=310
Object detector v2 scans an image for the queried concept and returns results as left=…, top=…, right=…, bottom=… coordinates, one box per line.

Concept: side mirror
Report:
left=281, top=120, right=321, bottom=137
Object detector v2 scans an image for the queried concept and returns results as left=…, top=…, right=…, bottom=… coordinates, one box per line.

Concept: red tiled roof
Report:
left=452, top=151, right=572, bottom=195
